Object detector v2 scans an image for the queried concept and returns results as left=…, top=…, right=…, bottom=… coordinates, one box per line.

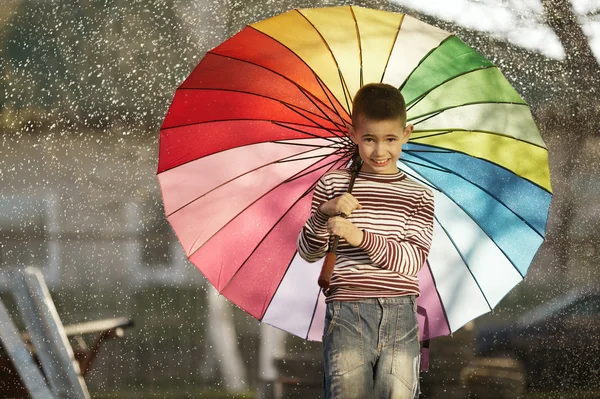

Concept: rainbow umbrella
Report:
left=158, top=6, right=552, bottom=345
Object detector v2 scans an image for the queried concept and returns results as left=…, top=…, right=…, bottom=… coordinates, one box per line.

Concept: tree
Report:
left=1, top=0, right=194, bottom=131
left=539, top=0, right=600, bottom=284
left=542, top=0, right=600, bottom=91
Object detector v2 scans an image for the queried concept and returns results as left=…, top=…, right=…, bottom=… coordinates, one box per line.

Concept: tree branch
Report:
left=542, top=0, right=600, bottom=90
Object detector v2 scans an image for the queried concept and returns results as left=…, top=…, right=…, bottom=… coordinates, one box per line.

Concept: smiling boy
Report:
left=297, top=83, right=435, bottom=398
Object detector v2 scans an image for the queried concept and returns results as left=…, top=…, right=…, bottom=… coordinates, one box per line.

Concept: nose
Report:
left=373, top=142, right=385, bottom=156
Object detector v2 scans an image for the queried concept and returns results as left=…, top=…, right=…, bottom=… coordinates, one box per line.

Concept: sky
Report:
left=392, top=0, right=600, bottom=62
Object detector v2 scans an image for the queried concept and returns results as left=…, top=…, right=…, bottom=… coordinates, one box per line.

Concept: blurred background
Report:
left=1, top=0, right=599, bottom=398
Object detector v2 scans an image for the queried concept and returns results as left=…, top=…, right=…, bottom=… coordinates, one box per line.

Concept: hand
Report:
left=319, top=193, right=362, bottom=217
left=327, top=217, right=364, bottom=247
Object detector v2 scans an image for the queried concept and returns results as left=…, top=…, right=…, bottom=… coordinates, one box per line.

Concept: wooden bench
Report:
left=0, top=267, right=134, bottom=399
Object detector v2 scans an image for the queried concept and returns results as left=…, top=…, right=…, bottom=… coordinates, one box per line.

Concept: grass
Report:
left=92, top=389, right=256, bottom=399
left=92, top=388, right=600, bottom=399
left=523, top=391, right=600, bottom=399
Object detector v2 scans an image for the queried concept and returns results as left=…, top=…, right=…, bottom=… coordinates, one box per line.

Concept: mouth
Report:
left=372, top=159, right=390, bottom=166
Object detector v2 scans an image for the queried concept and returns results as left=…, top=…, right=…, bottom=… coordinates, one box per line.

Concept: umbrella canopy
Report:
left=158, top=6, right=552, bottom=342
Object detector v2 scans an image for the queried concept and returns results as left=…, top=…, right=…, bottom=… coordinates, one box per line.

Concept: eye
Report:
left=387, top=138, right=397, bottom=142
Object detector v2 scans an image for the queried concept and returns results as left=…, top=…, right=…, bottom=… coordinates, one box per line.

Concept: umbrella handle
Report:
left=317, top=152, right=361, bottom=291
left=318, top=251, right=337, bottom=289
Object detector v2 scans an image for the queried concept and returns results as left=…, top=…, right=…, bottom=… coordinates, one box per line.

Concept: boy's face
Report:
left=349, top=116, right=413, bottom=174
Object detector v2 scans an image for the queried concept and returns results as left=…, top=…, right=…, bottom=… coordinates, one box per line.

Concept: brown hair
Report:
left=351, top=83, right=406, bottom=128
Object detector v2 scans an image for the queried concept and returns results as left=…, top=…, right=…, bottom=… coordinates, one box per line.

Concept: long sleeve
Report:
left=297, top=176, right=332, bottom=262
left=357, top=189, right=434, bottom=276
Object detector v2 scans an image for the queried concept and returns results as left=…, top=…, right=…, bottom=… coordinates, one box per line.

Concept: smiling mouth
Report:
left=372, top=159, right=390, bottom=165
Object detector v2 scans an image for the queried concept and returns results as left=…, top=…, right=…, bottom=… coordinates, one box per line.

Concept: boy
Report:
left=297, top=83, right=435, bottom=399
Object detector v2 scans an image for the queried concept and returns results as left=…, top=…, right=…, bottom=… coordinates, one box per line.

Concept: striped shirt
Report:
left=297, top=168, right=435, bottom=302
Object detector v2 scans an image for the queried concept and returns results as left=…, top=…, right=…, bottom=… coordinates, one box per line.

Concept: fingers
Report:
left=326, top=217, right=340, bottom=236
left=327, top=217, right=351, bottom=236
left=320, top=193, right=361, bottom=217
left=337, top=193, right=361, bottom=216
left=326, top=217, right=362, bottom=246
left=319, top=199, right=336, bottom=216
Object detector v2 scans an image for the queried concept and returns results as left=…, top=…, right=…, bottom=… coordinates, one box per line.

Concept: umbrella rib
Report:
left=158, top=126, right=345, bottom=176
left=284, top=151, right=353, bottom=185
left=257, top=158, right=350, bottom=321
left=258, top=251, right=298, bottom=323
left=420, top=259, right=453, bottom=337
left=313, top=73, right=350, bottom=127
left=410, top=110, right=443, bottom=126
left=214, top=159, right=347, bottom=294
left=279, top=102, right=347, bottom=140
left=401, top=158, right=452, bottom=174
left=407, top=165, right=528, bottom=292
left=270, top=122, right=347, bottom=146
left=410, top=128, right=549, bottom=151
left=433, top=215, right=494, bottom=311
left=349, top=6, right=363, bottom=88
left=295, top=8, right=353, bottom=112
left=278, top=152, right=345, bottom=164
left=259, top=155, right=347, bottom=322
left=242, top=26, right=351, bottom=127
left=406, top=140, right=551, bottom=196
left=172, top=85, right=349, bottom=140
left=397, top=166, right=441, bottom=192
left=165, top=145, right=340, bottom=217
left=270, top=140, right=334, bottom=149
left=175, top=87, right=345, bottom=132
left=408, top=101, right=530, bottom=125
left=403, top=149, right=454, bottom=154
left=305, top=286, right=325, bottom=340
left=379, top=14, right=405, bottom=84
left=409, top=130, right=453, bottom=140
left=161, top=118, right=333, bottom=132
left=204, top=50, right=350, bottom=128
left=405, top=149, right=546, bottom=241
left=287, top=157, right=349, bottom=194
left=296, top=85, right=350, bottom=136
left=399, top=35, right=456, bottom=92
left=405, top=65, right=498, bottom=109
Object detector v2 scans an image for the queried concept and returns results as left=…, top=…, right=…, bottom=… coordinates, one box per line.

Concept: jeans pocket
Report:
left=391, top=299, right=420, bottom=394
left=323, top=302, right=365, bottom=376
left=323, top=303, right=336, bottom=339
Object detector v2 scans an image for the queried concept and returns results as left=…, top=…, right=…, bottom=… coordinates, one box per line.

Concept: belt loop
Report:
left=333, top=301, right=341, bottom=311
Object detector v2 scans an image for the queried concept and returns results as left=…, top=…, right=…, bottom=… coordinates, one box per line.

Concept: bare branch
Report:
left=541, top=0, right=600, bottom=89
left=586, top=9, right=600, bottom=18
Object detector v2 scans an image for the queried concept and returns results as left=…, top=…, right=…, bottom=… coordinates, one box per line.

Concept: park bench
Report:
left=0, top=267, right=134, bottom=399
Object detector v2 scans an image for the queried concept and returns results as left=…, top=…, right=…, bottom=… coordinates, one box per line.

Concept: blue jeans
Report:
left=322, top=297, right=421, bottom=399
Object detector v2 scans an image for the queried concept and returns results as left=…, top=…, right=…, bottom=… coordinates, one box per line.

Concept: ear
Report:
left=346, top=121, right=357, bottom=144
left=402, top=124, right=414, bottom=144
